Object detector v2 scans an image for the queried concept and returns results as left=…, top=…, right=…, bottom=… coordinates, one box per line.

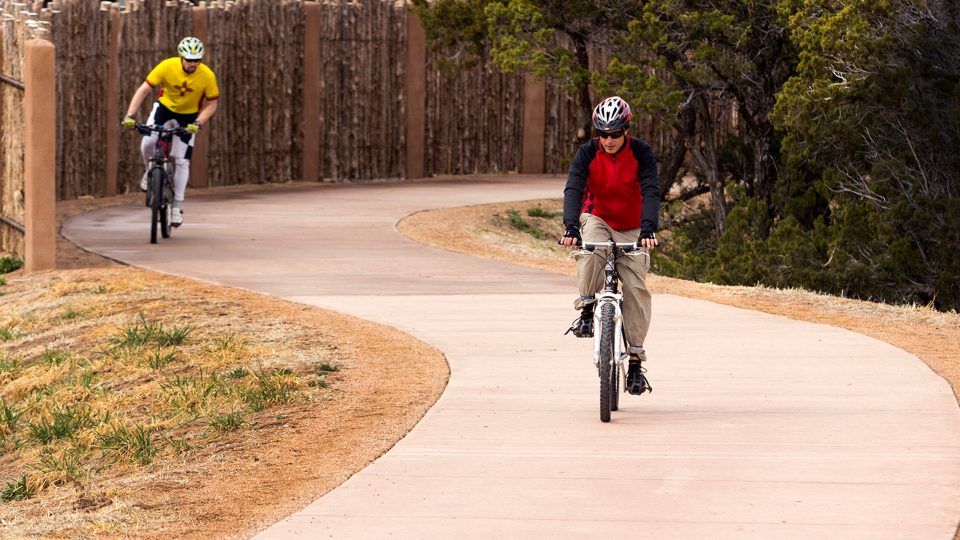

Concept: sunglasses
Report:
left=597, top=129, right=625, bottom=139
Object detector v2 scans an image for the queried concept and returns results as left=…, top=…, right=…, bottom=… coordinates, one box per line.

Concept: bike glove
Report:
left=563, top=225, right=582, bottom=244
left=186, top=122, right=201, bottom=134
left=121, top=115, right=136, bottom=129
left=638, top=231, right=657, bottom=245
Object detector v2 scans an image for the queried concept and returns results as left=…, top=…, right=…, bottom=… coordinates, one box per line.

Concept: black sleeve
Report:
left=633, top=140, right=661, bottom=234
left=563, top=142, right=595, bottom=229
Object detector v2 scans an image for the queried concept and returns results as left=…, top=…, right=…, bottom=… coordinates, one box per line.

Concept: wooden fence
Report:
left=0, top=0, right=719, bottom=258
left=0, top=1, right=35, bottom=257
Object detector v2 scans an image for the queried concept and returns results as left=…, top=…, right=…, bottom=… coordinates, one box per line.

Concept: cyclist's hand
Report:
left=121, top=115, right=136, bottom=129
left=186, top=122, right=201, bottom=134
left=638, top=231, right=659, bottom=249
left=559, top=226, right=581, bottom=246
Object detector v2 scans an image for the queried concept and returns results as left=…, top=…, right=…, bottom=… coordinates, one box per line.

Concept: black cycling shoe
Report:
left=564, top=309, right=594, bottom=338
left=626, top=361, right=653, bottom=395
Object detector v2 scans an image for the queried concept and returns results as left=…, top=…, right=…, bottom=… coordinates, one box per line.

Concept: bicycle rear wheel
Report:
left=149, top=168, right=163, bottom=244
left=599, top=303, right=616, bottom=422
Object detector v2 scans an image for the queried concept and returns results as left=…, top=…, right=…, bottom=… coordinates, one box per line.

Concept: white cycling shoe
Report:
left=171, top=207, right=183, bottom=227
left=139, top=169, right=149, bottom=192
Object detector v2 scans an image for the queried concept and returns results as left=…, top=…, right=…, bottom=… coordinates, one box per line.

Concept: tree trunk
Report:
left=659, top=104, right=696, bottom=199
left=688, top=94, right=726, bottom=238
left=571, top=33, right=592, bottom=143
left=752, top=128, right=774, bottom=204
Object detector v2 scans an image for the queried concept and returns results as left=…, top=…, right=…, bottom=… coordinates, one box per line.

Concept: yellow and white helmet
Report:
left=177, top=36, right=204, bottom=61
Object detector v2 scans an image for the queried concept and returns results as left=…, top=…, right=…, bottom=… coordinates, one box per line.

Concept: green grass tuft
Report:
left=146, top=349, right=177, bottom=370
left=28, top=404, right=95, bottom=445
left=0, top=398, right=23, bottom=433
left=111, top=313, right=160, bottom=349
left=155, top=324, right=193, bottom=347
left=527, top=204, right=561, bottom=219
left=99, top=423, right=157, bottom=465
left=0, top=256, right=23, bottom=274
left=316, top=362, right=340, bottom=375
left=209, top=410, right=245, bottom=433
left=506, top=209, right=547, bottom=240
left=1, top=475, right=33, bottom=501
left=39, top=349, right=72, bottom=366
left=35, top=448, right=86, bottom=484
left=59, top=308, right=85, bottom=321
left=226, top=367, right=249, bottom=379
left=0, top=327, right=16, bottom=342
left=0, top=355, right=21, bottom=374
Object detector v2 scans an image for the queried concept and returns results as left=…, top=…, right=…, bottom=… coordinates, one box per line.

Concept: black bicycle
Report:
left=579, top=240, right=646, bottom=422
left=133, top=123, right=190, bottom=244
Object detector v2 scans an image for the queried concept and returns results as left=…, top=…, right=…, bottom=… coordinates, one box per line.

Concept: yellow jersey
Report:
left=146, top=57, right=219, bottom=114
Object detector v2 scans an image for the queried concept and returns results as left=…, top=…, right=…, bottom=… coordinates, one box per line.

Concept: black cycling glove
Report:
left=562, top=225, right=582, bottom=244
left=638, top=231, right=657, bottom=244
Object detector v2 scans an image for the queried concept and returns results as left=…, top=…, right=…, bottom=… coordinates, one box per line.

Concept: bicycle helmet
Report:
left=592, top=96, right=631, bottom=131
left=177, top=37, right=204, bottom=61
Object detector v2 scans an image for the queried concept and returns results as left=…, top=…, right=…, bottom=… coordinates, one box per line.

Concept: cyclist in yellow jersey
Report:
left=122, top=37, right=220, bottom=226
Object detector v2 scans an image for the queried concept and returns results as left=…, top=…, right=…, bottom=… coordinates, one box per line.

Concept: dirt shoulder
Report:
left=398, top=199, right=960, bottom=404
left=1, top=185, right=448, bottom=539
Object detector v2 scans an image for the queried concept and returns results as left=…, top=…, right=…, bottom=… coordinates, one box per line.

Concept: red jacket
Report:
left=563, top=136, right=660, bottom=233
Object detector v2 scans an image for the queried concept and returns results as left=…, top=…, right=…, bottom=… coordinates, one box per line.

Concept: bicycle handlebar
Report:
left=133, top=122, right=191, bottom=137
left=581, top=241, right=640, bottom=253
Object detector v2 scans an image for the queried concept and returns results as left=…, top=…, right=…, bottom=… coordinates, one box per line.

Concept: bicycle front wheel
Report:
left=149, top=168, right=163, bottom=244
left=160, top=175, right=173, bottom=239
left=599, top=303, right=616, bottom=422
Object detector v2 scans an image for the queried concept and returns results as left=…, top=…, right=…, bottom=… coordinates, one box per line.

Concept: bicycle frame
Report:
left=133, top=123, right=190, bottom=243
left=581, top=241, right=640, bottom=371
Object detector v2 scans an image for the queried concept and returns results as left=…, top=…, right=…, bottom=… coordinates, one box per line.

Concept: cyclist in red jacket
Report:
left=560, top=96, right=661, bottom=395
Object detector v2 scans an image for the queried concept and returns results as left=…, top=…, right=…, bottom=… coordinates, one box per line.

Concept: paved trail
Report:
left=64, top=176, right=960, bottom=539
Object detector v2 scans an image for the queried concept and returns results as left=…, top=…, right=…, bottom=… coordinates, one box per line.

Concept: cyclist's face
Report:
left=597, top=129, right=626, bottom=154
left=181, top=57, right=201, bottom=74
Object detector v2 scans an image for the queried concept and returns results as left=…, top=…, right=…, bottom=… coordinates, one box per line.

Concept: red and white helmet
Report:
left=592, top=96, right=631, bottom=131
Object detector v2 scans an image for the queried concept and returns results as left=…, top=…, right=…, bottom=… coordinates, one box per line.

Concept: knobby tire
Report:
left=160, top=173, right=172, bottom=239
left=149, top=168, right=163, bottom=244
left=611, top=335, right=620, bottom=412
left=599, top=303, right=616, bottom=422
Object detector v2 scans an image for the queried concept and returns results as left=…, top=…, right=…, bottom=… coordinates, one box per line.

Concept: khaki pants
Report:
left=574, top=214, right=652, bottom=355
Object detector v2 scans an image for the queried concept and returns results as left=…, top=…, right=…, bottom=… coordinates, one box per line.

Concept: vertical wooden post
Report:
left=302, top=2, right=321, bottom=182
left=191, top=6, right=210, bottom=188
left=404, top=6, right=426, bottom=179
left=104, top=7, right=121, bottom=196
left=520, top=74, right=545, bottom=174
left=24, top=39, right=57, bottom=272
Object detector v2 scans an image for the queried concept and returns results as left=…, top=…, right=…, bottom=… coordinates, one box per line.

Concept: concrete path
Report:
left=64, top=176, right=960, bottom=539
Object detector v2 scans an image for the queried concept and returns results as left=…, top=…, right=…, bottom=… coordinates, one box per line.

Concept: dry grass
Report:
left=0, top=187, right=448, bottom=539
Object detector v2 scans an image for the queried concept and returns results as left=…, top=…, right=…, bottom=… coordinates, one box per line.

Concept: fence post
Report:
left=302, top=1, right=321, bottom=182
left=191, top=5, right=210, bottom=188
left=24, top=39, right=57, bottom=272
left=404, top=6, right=425, bottom=179
left=520, top=74, right=545, bottom=174
left=105, top=7, right=122, bottom=196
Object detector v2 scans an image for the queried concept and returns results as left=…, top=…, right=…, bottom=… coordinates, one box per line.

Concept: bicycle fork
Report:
left=592, top=295, right=625, bottom=370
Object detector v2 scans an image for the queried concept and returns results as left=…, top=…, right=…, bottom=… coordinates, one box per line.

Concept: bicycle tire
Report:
left=611, top=353, right=620, bottom=412
left=149, top=168, right=163, bottom=244
left=599, top=303, right=615, bottom=422
left=160, top=174, right=173, bottom=239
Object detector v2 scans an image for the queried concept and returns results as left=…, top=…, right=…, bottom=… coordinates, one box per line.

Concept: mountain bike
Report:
left=579, top=240, right=645, bottom=422
left=133, top=123, right=190, bottom=244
